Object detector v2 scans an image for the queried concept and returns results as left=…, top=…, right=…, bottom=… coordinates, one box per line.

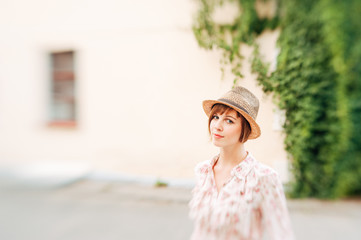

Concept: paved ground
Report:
left=0, top=179, right=360, bottom=240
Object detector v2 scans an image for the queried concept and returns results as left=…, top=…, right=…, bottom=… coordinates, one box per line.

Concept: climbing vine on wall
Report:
left=193, top=0, right=361, bottom=199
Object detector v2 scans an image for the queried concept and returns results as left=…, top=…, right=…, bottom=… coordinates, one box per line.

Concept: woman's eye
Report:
left=226, top=119, right=234, bottom=124
left=212, top=115, right=219, bottom=119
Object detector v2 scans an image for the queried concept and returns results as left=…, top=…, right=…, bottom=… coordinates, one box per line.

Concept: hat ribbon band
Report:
left=217, top=98, right=250, bottom=115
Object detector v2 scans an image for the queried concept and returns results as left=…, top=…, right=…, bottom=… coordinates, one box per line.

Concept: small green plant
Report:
left=155, top=179, right=168, bottom=187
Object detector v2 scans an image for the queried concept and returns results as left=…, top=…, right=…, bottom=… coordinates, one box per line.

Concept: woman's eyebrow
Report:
left=226, top=115, right=236, bottom=120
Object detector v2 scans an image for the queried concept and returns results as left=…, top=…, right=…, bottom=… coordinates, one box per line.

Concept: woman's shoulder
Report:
left=252, top=163, right=283, bottom=193
left=247, top=154, right=280, bottom=183
left=254, top=161, right=279, bottom=177
left=193, top=154, right=218, bottom=177
left=194, top=160, right=211, bottom=175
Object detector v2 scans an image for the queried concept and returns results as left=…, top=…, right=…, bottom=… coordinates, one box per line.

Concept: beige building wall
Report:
left=0, top=0, right=290, bottom=183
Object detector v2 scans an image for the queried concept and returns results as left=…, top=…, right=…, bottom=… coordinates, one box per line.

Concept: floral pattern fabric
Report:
left=188, top=152, right=295, bottom=240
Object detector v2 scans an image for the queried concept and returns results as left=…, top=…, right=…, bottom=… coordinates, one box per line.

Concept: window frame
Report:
left=47, top=50, right=77, bottom=128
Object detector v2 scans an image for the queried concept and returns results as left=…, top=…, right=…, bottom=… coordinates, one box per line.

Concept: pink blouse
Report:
left=188, top=152, right=295, bottom=240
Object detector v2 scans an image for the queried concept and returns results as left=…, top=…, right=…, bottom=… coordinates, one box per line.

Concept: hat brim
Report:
left=202, top=100, right=261, bottom=139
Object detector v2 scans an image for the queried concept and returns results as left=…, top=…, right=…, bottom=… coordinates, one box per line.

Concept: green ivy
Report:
left=318, top=0, right=361, bottom=197
left=193, top=0, right=361, bottom=199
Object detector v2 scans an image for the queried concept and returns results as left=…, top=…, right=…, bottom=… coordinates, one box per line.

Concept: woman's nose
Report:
left=214, top=119, right=223, bottom=130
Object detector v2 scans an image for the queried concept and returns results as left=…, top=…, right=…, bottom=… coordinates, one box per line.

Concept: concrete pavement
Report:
left=0, top=178, right=360, bottom=240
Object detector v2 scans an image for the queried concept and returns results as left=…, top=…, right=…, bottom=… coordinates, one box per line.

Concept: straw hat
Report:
left=202, top=86, right=261, bottom=139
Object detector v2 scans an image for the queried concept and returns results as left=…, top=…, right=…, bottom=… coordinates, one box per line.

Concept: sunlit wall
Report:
left=0, top=0, right=289, bottom=182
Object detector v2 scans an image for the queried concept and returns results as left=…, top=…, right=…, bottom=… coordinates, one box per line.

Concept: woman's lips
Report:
left=213, top=134, right=224, bottom=138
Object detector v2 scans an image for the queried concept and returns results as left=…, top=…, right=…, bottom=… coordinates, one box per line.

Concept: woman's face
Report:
left=210, top=108, right=243, bottom=148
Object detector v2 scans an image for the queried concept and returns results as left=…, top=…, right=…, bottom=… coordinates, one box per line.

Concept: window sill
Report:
left=47, top=121, right=77, bottom=128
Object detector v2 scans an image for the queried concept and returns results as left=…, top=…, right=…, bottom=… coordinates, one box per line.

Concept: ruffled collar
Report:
left=209, top=152, right=256, bottom=179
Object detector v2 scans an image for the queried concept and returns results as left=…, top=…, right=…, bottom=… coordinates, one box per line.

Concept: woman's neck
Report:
left=217, top=143, right=247, bottom=168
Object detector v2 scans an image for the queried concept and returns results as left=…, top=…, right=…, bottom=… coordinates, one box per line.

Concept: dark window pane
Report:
left=50, top=51, right=76, bottom=122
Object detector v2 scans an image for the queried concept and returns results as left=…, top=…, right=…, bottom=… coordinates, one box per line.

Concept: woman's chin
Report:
left=211, top=140, right=224, bottom=147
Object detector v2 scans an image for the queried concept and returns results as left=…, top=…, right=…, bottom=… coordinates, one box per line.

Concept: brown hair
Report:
left=208, top=103, right=252, bottom=143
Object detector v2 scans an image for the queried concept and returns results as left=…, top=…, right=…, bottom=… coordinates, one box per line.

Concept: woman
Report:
left=189, top=86, right=295, bottom=240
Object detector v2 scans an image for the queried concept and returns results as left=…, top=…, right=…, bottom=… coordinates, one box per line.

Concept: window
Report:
left=48, top=51, right=77, bottom=127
